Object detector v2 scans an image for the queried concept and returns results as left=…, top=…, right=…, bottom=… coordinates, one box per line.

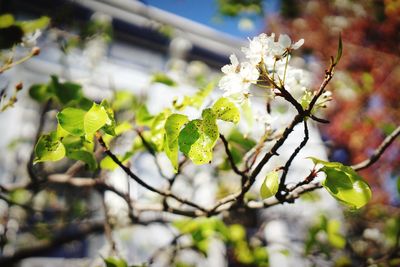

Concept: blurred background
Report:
left=0, top=0, right=399, bottom=266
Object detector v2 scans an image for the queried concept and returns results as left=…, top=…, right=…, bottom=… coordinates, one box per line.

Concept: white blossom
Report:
left=221, top=54, right=239, bottom=74
left=219, top=32, right=308, bottom=105
left=254, top=111, right=274, bottom=130
left=219, top=55, right=259, bottom=101
left=242, top=33, right=275, bottom=65
left=272, top=34, right=304, bottom=58
left=21, top=30, right=42, bottom=48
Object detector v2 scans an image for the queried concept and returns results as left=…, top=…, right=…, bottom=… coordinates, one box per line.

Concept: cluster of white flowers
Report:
left=219, top=33, right=307, bottom=103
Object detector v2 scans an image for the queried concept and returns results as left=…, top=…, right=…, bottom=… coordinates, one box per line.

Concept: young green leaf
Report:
left=17, top=16, right=50, bottom=33
left=0, top=14, right=15, bottom=29
left=178, top=120, right=201, bottom=159
left=112, top=90, right=138, bottom=111
left=327, top=219, right=346, bottom=249
left=100, top=100, right=116, bottom=136
left=67, top=150, right=97, bottom=170
left=151, top=72, right=177, bottom=87
left=62, top=135, right=97, bottom=170
left=212, top=97, right=240, bottom=123
left=84, top=103, right=109, bottom=136
left=135, top=105, right=154, bottom=127
left=309, top=157, right=371, bottom=209
left=100, top=152, right=133, bottom=171
left=50, top=76, right=84, bottom=105
left=164, top=113, right=188, bottom=172
left=150, top=109, right=171, bottom=151
left=260, top=170, right=279, bottom=199
left=103, top=257, right=128, bottom=267
left=178, top=109, right=219, bottom=165
left=29, top=84, right=51, bottom=103
left=190, top=81, right=215, bottom=108
left=57, top=107, right=86, bottom=136
left=334, top=33, right=342, bottom=66
left=34, top=132, right=65, bottom=163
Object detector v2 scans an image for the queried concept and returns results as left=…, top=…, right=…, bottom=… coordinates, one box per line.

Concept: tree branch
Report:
left=277, top=120, right=309, bottom=198
left=351, top=125, right=400, bottom=171
left=96, top=134, right=208, bottom=214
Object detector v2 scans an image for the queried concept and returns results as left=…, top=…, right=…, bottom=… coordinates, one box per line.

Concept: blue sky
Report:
left=143, top=0, right=279, bottom=39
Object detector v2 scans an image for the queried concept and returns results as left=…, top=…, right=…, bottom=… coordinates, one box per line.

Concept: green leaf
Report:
left=100, top=152, right=133, bottom=171
left=151, top=72, right=177, bottom=87
left=67, top=150, right=97, bottom=170
left=212, top=97, right=240, bottom=123
left=334, top=33, right=342, bottom=66
left=56, top=124, right=69, bottom=138
left=228, top=129, right=256, bottom=151
left=172, top=82, right=215, bottom=111
left=310, top=157, right=372, bottom=209
left=102, top=122, right=132, bottom=146
left=50, top=76, right=83, bottom=105
left=327, top=219, right=345, bottom=249
left=100, top=100, right=116, bottom=136
left=190, top=81, right=214, bottom=108
left=229, top=224, right=246, bottom=242
left=100, top=156, right=119, bottom=171
left=150, top=109, right=171, bottom=151
left=57, top=107, right=86, bottom=136
left=69, top=97, right=93, bottom=111
left=17, top=16, right=50, bottom=33
left=0, top=14, right=15, bottom=29
left=34, top=132, right=65, bottom=163
left=260, top=170, right=279, bottom=199
left=29, top=84, right=51, bottom=103
left=178, top=120, right=201, bottom=157
left=178, top=109, right=218, bottom=165
left=136, top=105, right=154, bottom=126
left=112, top=90, right=138, bottom=111
left=164, top=114, right=188, bottom=172
left=62, top=135, right=97, bottom=170
left=104, top=257, right=128, bottom=267
left=84, top=103, right=109, bottom=136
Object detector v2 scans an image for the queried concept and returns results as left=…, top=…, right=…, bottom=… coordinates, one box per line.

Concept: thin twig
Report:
left=96, top=133, right=208, bottom=214
left=246, top=182, right=323, bottom=209
left=27, top=100, right=52, bottom=185
left=277, top=120, right=309, bottom=198
left=351, top=125, right=400, bottom=171
left=219, top=134, right=246, bottom=178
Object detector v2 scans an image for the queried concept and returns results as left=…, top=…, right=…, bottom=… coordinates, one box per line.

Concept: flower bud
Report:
left=31, top=47, right=40, bottom=56
left=15, top=82, right=23, bottom=91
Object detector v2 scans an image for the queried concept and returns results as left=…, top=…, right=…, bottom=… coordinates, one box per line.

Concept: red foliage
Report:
left=267, top=0, right=400, bottom=203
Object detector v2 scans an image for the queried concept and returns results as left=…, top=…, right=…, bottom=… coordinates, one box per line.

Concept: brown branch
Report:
left=351, top=125, right=400, bottom=171
left=0, top=215, right=168, bottom=266
left=277, top=120, right=309, bottom=198
left=27, top=100, right=52, bottom=185
left=219, top=134, right=246, bottom=178
left=96, top=134, right=208, bottom=214
left=246, top=182, right=322, bottom=209
left=0, top=220, right=104, bottom=266
left=307, top=63, right=335, bottom=114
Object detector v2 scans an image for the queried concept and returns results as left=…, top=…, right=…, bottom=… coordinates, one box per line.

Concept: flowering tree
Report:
left=0, top=11, right=399, bottom=267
